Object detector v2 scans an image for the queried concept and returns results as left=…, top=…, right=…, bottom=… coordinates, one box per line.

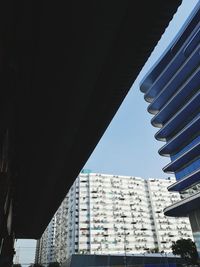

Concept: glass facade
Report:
left=175, top=157, right=200, bottom=180
left=171, top=136, right=200, bottom=161
left=140, top=2, right=200, bottom=195
left=140, top=1, right=200, bottom=255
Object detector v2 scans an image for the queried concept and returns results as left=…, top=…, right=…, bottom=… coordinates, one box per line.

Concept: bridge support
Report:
left=0, top=133, right=15, bottom=267
left=0, top=234, right=15, bottom=267
left=0, top=188, right=15, bottom=267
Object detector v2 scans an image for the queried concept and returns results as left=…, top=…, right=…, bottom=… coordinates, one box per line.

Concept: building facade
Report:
left=140, top=2, right=200, bottom=256
left=35, top=216, right=56, bottom=265
left=36, top=172, right=193, bottom=265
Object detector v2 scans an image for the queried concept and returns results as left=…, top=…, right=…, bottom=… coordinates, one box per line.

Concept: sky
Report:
left=84, top=0, right=199, bottom=179
left=14, top=0, right=199, bottom=265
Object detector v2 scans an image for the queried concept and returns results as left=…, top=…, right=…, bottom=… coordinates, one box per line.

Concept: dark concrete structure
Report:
left=62, top=254, right=183, bottom=267
left=0, top=1, right=182, bottom=265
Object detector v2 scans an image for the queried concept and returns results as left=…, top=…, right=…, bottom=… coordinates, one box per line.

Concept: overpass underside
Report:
left=0, top=1, right=181, bottom=265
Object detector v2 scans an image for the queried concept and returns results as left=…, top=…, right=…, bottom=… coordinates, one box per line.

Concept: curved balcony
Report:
left=159, top=116, right=200, bottom=156
left=147, top=44, right=200, bottom=115
left=144, top=26, right=200, bottom=103
left=163, top=142, right=200, bottom=173
left=168, top=169, right=200, bottom=192
left=151, top=66, right=200, bottom=127
left=140, top=5, right=200, bottom=94
left=155, top=92, right=200, bottom=141
left=164, top=191, right=200, bottom=217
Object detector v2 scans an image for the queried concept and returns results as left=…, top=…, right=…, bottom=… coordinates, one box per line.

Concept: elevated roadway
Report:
left=0, top=1, right=181, bottom=241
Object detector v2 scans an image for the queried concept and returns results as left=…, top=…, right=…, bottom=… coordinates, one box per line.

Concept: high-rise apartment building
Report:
left=36, top=172, right=193, bottom=265
left=140, top=2, right=200, bottom=256
left=35, top=216, right=56, bottom=265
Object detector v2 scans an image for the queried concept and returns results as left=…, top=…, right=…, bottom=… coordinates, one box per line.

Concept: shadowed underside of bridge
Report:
left=0, top=1, right=181, bottom=239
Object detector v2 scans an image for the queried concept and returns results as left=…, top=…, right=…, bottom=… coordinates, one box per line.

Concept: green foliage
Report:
left=48, top=262, right=60, bottom=267
left=171, top=238, right=198, bottom=264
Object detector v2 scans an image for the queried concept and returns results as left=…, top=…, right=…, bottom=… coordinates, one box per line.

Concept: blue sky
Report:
left=15, top=0, right=199, bottom=265
left=84, top=0, right=199, bottom=178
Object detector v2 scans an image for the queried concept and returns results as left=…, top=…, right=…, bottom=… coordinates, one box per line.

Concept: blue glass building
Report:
left=140, top=2, right=200, bottom=255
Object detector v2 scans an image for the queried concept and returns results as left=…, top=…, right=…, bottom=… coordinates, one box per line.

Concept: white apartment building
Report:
left=35, top=216, right=56, bottom=265
left=36, top=172, right=193, bottom=265
left=147, top=179, right=192, bottom=252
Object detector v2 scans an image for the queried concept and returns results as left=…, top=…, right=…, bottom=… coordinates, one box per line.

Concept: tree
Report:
left=171, top=238, right=198, bottom=265
left=48, top=263, right=60, bottom=267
